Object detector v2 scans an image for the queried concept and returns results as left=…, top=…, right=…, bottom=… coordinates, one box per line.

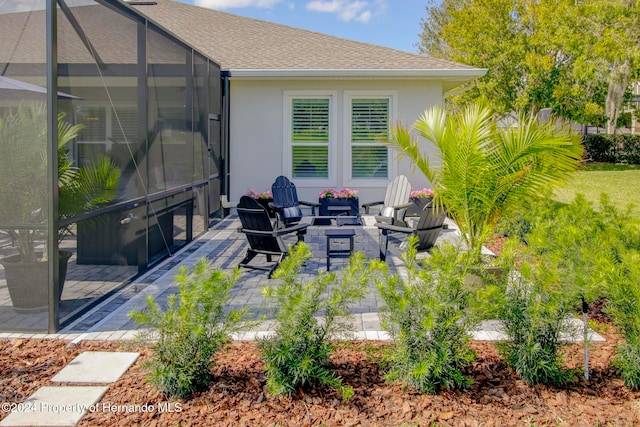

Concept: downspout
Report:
left=222, top=70, right=231, bottom=198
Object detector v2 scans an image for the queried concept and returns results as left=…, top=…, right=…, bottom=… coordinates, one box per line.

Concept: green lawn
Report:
left=554, top=163, right=640, bottom=217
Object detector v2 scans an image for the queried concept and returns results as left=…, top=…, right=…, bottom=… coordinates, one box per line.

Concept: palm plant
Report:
left=57, top=113, right=120, bottom=246
left=0, top=103, right=120, bottom=263
left=388, top=103, right=583, bottom=262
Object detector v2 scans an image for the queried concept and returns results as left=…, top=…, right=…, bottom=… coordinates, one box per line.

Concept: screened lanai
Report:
left=0, top=0, right=224, bottom=332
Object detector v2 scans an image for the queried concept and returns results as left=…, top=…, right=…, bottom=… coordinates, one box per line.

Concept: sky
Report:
left=179, top=0, right=428, bottom=53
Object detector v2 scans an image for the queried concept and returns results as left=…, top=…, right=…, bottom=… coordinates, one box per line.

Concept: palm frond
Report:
left=384, top=103, right=583, bottom=261
left=59, top=156, right=120, bottom=221
left=389, top=121, right=436, bottom=183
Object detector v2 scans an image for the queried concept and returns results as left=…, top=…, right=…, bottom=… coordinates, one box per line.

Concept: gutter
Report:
left=226, top=68, right=487, bottom=80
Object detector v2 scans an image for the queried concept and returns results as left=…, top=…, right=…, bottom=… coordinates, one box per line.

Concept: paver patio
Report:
left=0, top=214, right=455, bottom=338
left=0, top=214, right=603, bottom=343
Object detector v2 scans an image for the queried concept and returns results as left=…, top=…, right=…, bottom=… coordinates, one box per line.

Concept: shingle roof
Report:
left=0, top=0, right=485, bottom=85
left=132, top=0, right=484, bottom=79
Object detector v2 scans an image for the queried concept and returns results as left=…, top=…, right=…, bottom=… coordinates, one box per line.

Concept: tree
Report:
left=420, top=0, right=640, bottom=132
left=583, top=1, right=640, bottom=133
left=420, top=0, right=527, bottom=115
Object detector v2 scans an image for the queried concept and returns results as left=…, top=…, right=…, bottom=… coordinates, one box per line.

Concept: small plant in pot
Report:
left=0, top=104, right=120, bottom=312
left=318, top=188, right=359, bottom=216
left=246, top=189, right=275, bottom=217
left=406, top=187, right=435, bottom=217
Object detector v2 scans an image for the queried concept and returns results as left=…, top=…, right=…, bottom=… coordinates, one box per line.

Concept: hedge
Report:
left=584, top=134, right=640, bottom=164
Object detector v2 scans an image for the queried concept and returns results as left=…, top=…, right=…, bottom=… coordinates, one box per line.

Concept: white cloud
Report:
left=194, top=0, right=282, bottom=9
left=356, top=10, right=371, bottom=23
left=374, top=0, right=387, bottom=14
left=307, top=0, right=342, bottom=13
left=306, top=0, right=385, bottom=23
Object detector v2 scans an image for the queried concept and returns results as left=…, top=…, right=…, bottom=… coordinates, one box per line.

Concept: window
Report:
left=75, top=106, right=108, bottom=166
left=76, top=106, right=107, bottom=142
left=346, top=94, right=394, bottom=182
left=111, top=107, right=138, bottom=143
left=76, top=105, right=138, bottom=145
left=285, top=93, right=335, bottom=182
left=75, top=105, right=138, bottom=167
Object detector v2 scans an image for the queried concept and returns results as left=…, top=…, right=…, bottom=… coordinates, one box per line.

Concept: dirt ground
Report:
left=1, top=327, right=639, bottom=426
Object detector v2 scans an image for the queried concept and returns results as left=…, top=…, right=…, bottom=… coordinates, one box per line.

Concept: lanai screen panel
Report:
left=0, top=2, right=52, bottom=331
left=0, top=0, right=222, bottom=332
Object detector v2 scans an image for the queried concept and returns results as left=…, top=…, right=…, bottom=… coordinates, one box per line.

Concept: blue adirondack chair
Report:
left=271, top=175, right=319, bottom=227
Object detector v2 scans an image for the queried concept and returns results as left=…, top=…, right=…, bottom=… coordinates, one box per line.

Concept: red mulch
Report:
left=2, top=330, right=639, bottom=426
left=484, top=235, right=508, bottom=257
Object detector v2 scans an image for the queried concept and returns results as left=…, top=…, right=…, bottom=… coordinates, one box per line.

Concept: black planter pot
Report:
left=319, top=197, right=359, bottom=216
left=1, top=250, right=72, bottom=313
left=255, top=198, right=277, bottom=218
left=405, top=197, right=434, bottom=217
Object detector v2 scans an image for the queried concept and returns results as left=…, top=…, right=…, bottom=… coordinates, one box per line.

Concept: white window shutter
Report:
left=351, top=98, right=389, bottom=179
left=291, top=98, right=330, bottom=178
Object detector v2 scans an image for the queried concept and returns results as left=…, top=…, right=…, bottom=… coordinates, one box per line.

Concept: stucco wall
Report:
left=228, top=78, right=442, bottom=205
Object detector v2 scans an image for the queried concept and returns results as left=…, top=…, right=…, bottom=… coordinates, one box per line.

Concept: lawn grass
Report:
left=554, top=163, right=640, bottom=217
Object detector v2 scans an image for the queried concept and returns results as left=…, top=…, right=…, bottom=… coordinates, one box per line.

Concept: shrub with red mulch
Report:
left=2, top=332, right=640, bottom=426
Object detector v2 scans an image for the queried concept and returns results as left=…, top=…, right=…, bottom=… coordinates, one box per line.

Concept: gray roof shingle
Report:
left=132, top=0, right=484, bottom=79
left=0, top=0, right=484, bottom=84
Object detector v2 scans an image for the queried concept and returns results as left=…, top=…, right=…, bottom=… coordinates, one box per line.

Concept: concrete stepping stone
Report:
left=0, top=386, right=108, bottom=427
left=51, top=351, right=139, bottom=384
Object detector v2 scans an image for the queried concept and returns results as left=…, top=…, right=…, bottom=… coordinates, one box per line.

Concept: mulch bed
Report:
left=2, top=330, right=639, bottom=426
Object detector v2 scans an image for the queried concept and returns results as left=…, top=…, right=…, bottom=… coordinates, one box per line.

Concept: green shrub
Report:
left=502, top=194, right=640, bottom=387
left=620, top=134, right=640, bottom=164
left=259, top=243, right=381, bottom=400
left=584, top=134, right=617, bottom=162
left=584, top=134, right=640, bottom=164
left=495, top=209, right=534, bottom=244
left=495, top=198, right=556, bottom=245
left=509, top=195, right=638, bottom=305
left=497, top=195, right=640, bottom=387
left=377, top=240, right=477, bottom=393
left=495, top=245, right=579, bottom=386
left=612, top=337, right=640, bottom=390
left=604, top=250, right=640, bottom=390
left=525, top=195, right=612, bottom=304
left=129, top=259, right=249, bottom=399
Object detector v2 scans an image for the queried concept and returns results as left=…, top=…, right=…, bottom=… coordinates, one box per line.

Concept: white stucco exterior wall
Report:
left=227, top=78, right=442, bottom=205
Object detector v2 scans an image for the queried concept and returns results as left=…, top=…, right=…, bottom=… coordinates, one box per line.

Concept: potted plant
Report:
left=406, top=187, right=435, bottom=217
left=246, top=189, right=276, bottom=218
left=0, top=103, right=120, bottom=312
left=318, top=188, right=359, bottom=216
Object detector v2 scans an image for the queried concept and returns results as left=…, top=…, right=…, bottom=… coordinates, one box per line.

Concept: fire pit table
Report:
left=300, top=216, right=379, bottom=266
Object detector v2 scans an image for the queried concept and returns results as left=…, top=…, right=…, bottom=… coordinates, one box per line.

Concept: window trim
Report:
left=283, top=90, right=337, bottom=187
left=343, top=90, right=397, bottom=187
